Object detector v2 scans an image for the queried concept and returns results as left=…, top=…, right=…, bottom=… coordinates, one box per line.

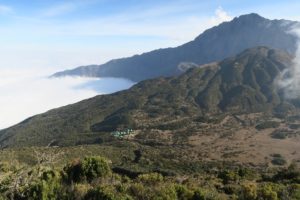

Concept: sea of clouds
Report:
left=0, top=68, right=134, bottom=129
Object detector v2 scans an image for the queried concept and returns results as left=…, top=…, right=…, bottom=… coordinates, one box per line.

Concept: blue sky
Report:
left=1, top=0, right=300, bottom=71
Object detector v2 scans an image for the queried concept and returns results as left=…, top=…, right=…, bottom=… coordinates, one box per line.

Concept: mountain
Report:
left=0, top=47, right=298, bottom=149
left=52, top=13, right=299, bottom=82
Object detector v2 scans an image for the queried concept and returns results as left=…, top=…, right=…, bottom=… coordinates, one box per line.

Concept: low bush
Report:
left=240, top=182, right=257, bottom=200
left=257, top=184, right=278, bottom=200
left=218, top=170, right=239, bottom=184
left=63, top=156, right=111, bottom=183
left=272, top=163, right=300, bottom=183
left=270, top=154, right=287, bottom=166
left=271, top=131, right=287, bottom=139
left=22, top=169, right=62, bottom=200
left=137, top=172, right=163, bottom=185
left=255, top=121, right=280, bottom=130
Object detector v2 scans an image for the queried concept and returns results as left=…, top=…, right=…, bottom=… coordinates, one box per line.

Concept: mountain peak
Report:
left=226, top=13, right=269, bottom=27
left=235, top=13, right=266, bottom=21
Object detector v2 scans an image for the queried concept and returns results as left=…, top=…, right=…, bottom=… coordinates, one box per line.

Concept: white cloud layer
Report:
left=276, top=26, right=300, bottom=99
left=0, top=69, right=134, bottom=129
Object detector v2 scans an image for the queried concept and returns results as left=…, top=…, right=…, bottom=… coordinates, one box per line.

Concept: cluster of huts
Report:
left=111, top=129, right=134, bottom=138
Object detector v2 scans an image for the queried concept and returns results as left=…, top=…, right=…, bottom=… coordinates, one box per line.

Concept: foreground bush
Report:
left=0, top=156, right=299, bottom=200
left=20, top=169, right=63, bottom=200
left=240, top=182, right=257, bottom=200
left=84, top=186, right=133, bottom=200
left=63, top=156, right=111, bottom=183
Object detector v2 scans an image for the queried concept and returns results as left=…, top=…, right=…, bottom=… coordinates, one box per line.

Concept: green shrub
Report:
left=240, top=182, right=257, bottom=200
left=192, top=189, right=206, bottom=200
left=137, top=173, right=163, bottom=185
left=23, top=169, right=62, bottom=200
left=63, top=158, right=82, bottom=183
left=174, top=184, right=194, bottom=199
left=272, top=163, right=300, bottom=183
left=255, top=121, right=280, bottom=130
left=84, top=186, right=117, bottom=200
left=154, top=184, right=177, bottom=200
left=271, top=154, right=287, bottom=166
left=128, top=181, right=177, bottom=200
left=257, top=184, right=278, bottom=200
left=82, top=156, right=111, bottom=182
left=85, top=186, right=134, bottom=200
left=192, top=188, right=220, bottom=200
left=0, top=162, right=10, bottom=173
left=72, top=184, right=91, bottom=199
left=223, top=184, right=240, bottom=195
left=0, top=176, right=12, bottom=194
left=128, top=183, right=146, bottom=199
left=288, top=124, right=300, bottom=130
left=238, top=168, right=257, bottom=180
left=271, top=131, right=287, bottom=139
left=63, top=156, right=111, bottom=183
left=218, top=170, right=239, bottom=184
left=289, top=184, right=300, bottom=200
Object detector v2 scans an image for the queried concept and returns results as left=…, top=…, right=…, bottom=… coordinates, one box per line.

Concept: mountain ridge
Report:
left=52, top=13, right=299, bottom=82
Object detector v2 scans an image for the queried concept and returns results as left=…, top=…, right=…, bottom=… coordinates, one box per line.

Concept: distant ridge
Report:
left=52, top=13, right=299, bottom=82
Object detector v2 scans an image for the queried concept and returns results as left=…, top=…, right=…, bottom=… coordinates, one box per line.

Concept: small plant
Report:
left=271, top=154, right=287, bottom=166
left=289, top=124, right=300, bottom=129
left=255, top=121, right=280, bottom=130
left=174, top=184, right=193, bottom=199
left=137, top=173, right=163, bottom=185
left=271, top=131, right=287, bottom=139
left=257, top=184, right=278, bottom=200
left=218, top=170, right=239, bottom=184
left=272, top=163, right=300, bottom=183
left=84, top=186, right=118, bottom=200
left=240, top=182, right=257, bottom=200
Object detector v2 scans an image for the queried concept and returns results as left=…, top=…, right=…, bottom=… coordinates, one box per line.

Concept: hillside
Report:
left=1, top=46, right=300, bottom=172
left=0, top=46, right=298, bottom=147
left=52, top=13, right=299, bottom=82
